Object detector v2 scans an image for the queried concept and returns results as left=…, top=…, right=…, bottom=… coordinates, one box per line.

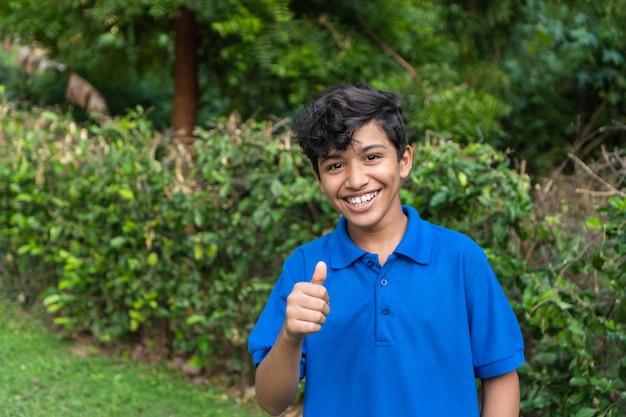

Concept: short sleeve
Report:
left=247, top=252, right=308, bottom=379
left=465, top=247, right=525, bottom=379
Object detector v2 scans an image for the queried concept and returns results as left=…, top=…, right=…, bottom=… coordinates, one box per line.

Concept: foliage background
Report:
left=1, top=103, right=624, bottom=416
left=1, top=0, right=624, bottom=172
left=1, top=0, right=625, bottom=416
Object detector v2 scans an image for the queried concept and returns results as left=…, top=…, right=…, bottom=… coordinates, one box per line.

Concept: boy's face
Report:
left=316, top=121, right=412, bottom=233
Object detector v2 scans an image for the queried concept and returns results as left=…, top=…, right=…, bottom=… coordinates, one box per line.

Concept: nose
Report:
left=345, top=163, right=369, bottom=190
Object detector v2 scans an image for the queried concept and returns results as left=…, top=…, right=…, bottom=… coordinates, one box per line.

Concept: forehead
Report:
left=353, top=120, right=388, bottom=143
left=327, top=122, right=392, bottom=156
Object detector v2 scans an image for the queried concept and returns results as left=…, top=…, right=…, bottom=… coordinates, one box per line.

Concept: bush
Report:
left=1, top=103, right=624, bottom=414
left=0, top=103, right=531, bottom=380
left=0, top=105, right=335, bottom=384
left=518, top=152, right=626, bottom=416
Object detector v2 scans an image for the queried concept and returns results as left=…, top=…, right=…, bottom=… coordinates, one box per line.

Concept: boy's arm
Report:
left=254, top=261, right=330, bottom=416
left=480, top=370, right=520, bottom=417
left=254, top=328, right=305, bottom=415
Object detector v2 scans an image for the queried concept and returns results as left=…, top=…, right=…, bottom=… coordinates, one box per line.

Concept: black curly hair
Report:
left=292, top=84, right=407, bottom=177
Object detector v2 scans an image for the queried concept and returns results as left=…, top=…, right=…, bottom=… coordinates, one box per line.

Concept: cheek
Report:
left=318, top=179, right=330, bottom=195
left=319, top=184, right=329, bottom=199
left=319, top=177, right=340, bottom=198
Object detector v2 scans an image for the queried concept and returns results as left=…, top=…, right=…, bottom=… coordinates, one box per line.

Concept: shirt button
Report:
left=382, top=308, right=390, bottom=315
left=366, top=260, right=374, bottom=267
left=380, top=278, right=388, bottom=287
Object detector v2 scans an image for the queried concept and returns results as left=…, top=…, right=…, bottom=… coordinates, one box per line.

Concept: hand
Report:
left=283, top=261, right=331, bottom=342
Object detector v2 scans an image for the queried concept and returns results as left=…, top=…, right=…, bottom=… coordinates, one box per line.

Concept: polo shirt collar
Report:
left=328, top=205, right=432, bottom=269
left=395, top=205, right=432, bottom=265
left=327, top=216, right=368, bottom=269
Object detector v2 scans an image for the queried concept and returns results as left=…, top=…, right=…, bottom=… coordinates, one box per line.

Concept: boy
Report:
left=248, top=84, right=525, bottom=416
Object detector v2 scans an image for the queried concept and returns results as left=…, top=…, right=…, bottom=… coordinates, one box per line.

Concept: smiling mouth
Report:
left=346, top=191, right=378, bottom=207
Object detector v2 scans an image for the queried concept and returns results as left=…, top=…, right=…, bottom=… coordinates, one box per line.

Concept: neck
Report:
left=347, top=208, right=408, bottom=265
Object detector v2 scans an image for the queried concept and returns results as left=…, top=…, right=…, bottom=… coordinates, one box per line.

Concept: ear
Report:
left=399, top=145, right=413, bottom=179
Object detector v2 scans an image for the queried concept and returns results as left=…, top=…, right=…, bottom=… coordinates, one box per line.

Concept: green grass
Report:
left=0, top=301, right=266, bottom=417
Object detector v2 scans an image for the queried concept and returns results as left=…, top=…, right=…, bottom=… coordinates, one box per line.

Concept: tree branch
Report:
left=568, top=153, right=625, bottom=198
left=355, top=16, right=422, bottom=84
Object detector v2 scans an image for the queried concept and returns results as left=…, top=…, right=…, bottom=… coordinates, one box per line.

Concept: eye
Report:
left=365, top=154, right=381, bottom=162
left=326, top=162, right=343, bottom=171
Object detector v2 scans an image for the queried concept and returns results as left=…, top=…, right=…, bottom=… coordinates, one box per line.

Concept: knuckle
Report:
left=306, top=323, right=321, bottom=333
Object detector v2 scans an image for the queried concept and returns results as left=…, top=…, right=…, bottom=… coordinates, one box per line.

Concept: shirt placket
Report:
left=365, top=255, right=394, bottom=346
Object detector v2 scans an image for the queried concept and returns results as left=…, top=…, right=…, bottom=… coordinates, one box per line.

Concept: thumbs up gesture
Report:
left=310, top=260, right=327, bottom=286
left=284, top=261, right=331, bottom=342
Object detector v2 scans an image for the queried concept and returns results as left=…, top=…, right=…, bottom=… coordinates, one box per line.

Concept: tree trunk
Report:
left=172, top=5, right=199, bottom=147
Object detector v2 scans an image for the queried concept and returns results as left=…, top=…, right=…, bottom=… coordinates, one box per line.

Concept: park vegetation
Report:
left=0, top=0, right=625, bottom=415
left=1, top=103, right=624, bottom=416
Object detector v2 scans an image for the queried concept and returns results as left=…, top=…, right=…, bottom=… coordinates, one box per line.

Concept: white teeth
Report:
left=347, top=192, right=378, bottom=206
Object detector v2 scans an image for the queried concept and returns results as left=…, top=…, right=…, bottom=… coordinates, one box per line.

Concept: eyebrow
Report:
left=320, top=152, right=341, bottom=163
left=356, top=143, right=389, bottom=154
left=321, top=143, right=390, bottom=162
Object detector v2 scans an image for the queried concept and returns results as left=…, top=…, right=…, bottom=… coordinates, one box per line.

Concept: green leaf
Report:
left=41, top=111, right=59, bottom=122
left=573, top=408, right=597, bottom=417
left=185, top=315, right=206, bottom=325
left=110, top=236, right=127, bottom=249
left=187, top=356, right=206, bottom=369
left=270, top=178, right=283, bottom=197
left=585, top=217, right=602, bottom=229
left=52, top=317, right=75, bottom=326
left=569, top=376, right=589, bottom=386
left=457, top=171, right=468, bottom=187
left=117, top=188, right=135, bottom=200
left=207, top=243, right=218, bottom=257
left=194, top=244, right=203, bottom=260
left=43, top=294, right=63, bottom=306
left=147, top=252, right=159, bottom=266
left=17, top=244, right=32, bottom=255
left=193, top=210, right=204, bottom=227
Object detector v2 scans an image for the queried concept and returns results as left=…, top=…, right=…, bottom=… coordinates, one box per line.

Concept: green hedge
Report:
left=0, top=102, right=624, bottom=414
left=519, top=191, right=626, bottom=416
left=0, top=106, right=335, bottom=383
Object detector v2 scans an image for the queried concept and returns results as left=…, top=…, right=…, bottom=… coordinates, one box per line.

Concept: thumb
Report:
left=310, top=261, right=327, bottom=286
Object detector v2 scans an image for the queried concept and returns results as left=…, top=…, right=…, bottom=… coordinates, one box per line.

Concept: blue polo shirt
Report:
left=248, top=205, right=525, bottom=417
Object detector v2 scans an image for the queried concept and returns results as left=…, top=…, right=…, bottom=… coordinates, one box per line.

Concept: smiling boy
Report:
left=248, top=84, right=525, bottom=416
